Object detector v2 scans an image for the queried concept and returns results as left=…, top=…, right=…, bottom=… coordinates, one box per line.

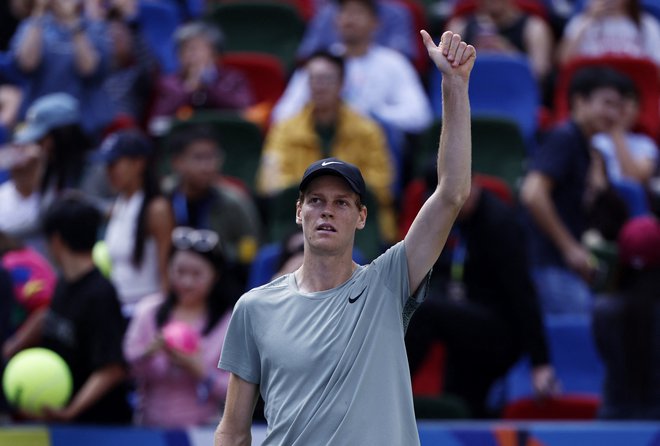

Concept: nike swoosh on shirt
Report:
left=348, top=288, right=367, bottom=304
left=321, top=161, right=343, bottom=166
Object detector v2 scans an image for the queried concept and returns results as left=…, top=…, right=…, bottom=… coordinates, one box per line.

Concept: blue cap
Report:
left=92, top=129, right=152, bottom=164
left=13, top=93, right=80, bottom=144
left=299, top=157, right=366, bottom=199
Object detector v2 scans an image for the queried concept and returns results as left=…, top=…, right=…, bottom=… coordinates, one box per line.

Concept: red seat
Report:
left=503, top=395, right=600, bottom=420
left=450, top=0, right=549, bottom=21
left=553, top=55, right=660, bottom=139
left=411, top=342, right=446, bottom=397
left=221, top=52, right=287, bottom=106
left=390, top=0, right=430, bottom=73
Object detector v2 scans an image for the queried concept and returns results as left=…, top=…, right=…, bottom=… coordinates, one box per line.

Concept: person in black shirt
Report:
left=14, top=192, right=132, bottom=424
left=406, top=176, right=557, bottom=418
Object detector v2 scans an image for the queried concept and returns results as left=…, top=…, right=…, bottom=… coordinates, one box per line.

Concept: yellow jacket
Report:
left=257, top=103, right=397, bottom=242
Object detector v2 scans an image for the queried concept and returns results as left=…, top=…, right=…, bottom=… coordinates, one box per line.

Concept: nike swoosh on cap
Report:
left=321, top=161, right=343, bottom=166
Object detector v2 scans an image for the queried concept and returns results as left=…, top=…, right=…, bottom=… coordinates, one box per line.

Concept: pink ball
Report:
left=162, top=321, right=200, bottom=355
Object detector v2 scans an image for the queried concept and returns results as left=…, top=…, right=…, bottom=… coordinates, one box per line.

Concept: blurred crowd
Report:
left=1, top=0, right=659, bottom=428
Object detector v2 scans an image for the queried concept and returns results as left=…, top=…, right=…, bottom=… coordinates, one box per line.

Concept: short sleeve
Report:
left=531, top=128, right=576, bottom=182
left=218, top=295, right=261, bottom=384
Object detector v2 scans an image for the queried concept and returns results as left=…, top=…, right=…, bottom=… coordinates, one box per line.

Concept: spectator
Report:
left=9, top=0, right=114, bottom=139
left=520, top=66, right=630, bottom=314
left=1, top=93, right=92, bottom=255
left=7, top=193, right=132, bottom=424
left=123, top=226, right=240, bottom=427
left=297, top=0, right=418, bottom=63
left=592, top=76, right=658, bottom=184
left=164, top=124, right=262, bottom=288
left=257, top=51, right=398, bottom=243
left=148, top=21, right=255, bottom=136
left=102, top=7, right=158, bottom=126
left=95, top=129, right=174, bottom=318
left=0, top=231, right=57, bottom=361
left=558, top=0, right=660, bottom=67
left=272, top=227, right=305, bottom=280
left=272, top=0, right=432, bottom=136
left=405, top=176, right=558, bottom=418
left=445, top=0, right=554, bottom=83
left=593, top=215, right=660, bottom=419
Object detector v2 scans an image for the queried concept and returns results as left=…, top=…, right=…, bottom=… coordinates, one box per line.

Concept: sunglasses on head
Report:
left=171, top=226, right=220, bottom=253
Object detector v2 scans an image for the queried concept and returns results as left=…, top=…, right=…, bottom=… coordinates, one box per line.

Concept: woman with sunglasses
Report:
left=123, top=226, right=240, bottom=428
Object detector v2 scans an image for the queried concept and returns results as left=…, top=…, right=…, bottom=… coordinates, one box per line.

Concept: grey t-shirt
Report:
left=219, top=241, right=428, bottom=445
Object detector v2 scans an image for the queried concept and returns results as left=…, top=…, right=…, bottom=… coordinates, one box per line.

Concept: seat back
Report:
left=430, top=53, right=540, bottom=145
left=205, top=2, right=306, bottom=71
left=221, top=52, right=286, bottom=106
left=554, top=55, right=660, bottom=139
left=503, top=395, right=600, bottom=420
left=504, top=314, right=605, bottom=403
left=138, top=1, right=181, bottom=74
left=163, top=111, right=264, bottom=191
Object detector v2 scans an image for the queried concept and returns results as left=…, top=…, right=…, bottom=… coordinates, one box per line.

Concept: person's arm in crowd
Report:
left=523, top=16, right=553, bottom=81
left=609, top=130, right=657, bottom=183
left=520, top=172, right=595, bottom=281
left=214, top=373, right=260, bottom=446
left=1, top=307, right=47, bottom=360
left=0, top=84, right=22, bottom=128
left=42, top=363, right=127, bottom=422
left=147, top=196, right=174, bottom=294
left=70, top=23, right=101, bottom=76
left=404, top=30, right=474, bottom=293
left=14, top=0, right=48, bottom=72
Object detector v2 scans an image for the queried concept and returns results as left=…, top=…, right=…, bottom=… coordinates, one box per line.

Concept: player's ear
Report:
left=356, top=205, right=367, bottom=230
left=296, top=200, right=303, bottom=225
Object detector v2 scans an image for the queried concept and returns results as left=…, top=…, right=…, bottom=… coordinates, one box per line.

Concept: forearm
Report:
left=2, top=308, right=47, bottom=360
left=15, top=19, right=45, bottom=72
left=65, top=363, right=126, bottom=419
left=437, top=76, right=472, bottom=205
left=523, top=180, right=576, bottom=254
left=611, top=133, right=651, bottom=181
left=71, top=28, right=100, bottom=76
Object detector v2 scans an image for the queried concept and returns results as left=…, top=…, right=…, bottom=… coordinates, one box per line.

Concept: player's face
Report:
left=296, top=175, right=366, bottom=255
left=169, top=250, right=216, bottom=305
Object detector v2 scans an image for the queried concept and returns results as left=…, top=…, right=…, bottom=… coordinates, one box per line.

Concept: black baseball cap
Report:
left=299, top=158, right=366, bottom=199
left=91, top=129, right=152, bottom=163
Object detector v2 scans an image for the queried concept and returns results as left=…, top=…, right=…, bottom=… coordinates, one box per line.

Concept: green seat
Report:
left=266, top=185, right=384, bottom=261
left=414, top=116, right=527, bottom=193
left=205, top=2, right=305, bottom=72
left=163, top=111, right=264, bottom=191
left=471, top=116, right=528, bottom=192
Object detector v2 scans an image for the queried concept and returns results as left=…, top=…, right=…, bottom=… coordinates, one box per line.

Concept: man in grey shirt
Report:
left=215, top=30, right=476, bottom=446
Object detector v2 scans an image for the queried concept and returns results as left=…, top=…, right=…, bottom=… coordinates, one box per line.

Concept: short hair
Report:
left=568, top=66, right=631, bottom=104
left=336, top=0, right=378, bottom=15
left=43, top=192, right=101, bottom=253
left=306, top=50, right=346, bottom=83
left=166, top=124, right=222, bottom=158
left=173, top=21, right=225, bottom=54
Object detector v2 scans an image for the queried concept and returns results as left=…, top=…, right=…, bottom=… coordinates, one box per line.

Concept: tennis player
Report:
left=214, top=30, right=476, bottom=446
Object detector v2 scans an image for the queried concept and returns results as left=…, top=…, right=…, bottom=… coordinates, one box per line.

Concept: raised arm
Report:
left=404, top=30, right=475, bottom=292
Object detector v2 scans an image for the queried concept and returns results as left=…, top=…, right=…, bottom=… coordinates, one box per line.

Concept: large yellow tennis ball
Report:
left=92, top=241, right=112, bottom=278
left=2, top=348, right=73, bottom=416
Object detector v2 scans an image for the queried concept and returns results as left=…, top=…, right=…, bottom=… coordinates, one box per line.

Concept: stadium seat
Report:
left=503, top=314, right=605, bottom=403
left=221, top=52, right=287, bottom=108
left=138, top=1, right=181, bottom=74
left=205, top=2, right=306, bottom=71
left=553, top=55, right=660, bottom=139
left=502, top=395, right=600, bottom=420
left=472, top=117, right=528, bottom=192
left=430, top=53, right=540, bottom=146
left=450, top=0, right=549, bottom=21
left=164, top=111, right=264, bottom=191
left=391, top=0, right=430, bottom=73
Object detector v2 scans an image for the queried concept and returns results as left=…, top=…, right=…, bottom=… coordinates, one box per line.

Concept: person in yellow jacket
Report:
left=256, top=51, right=397, bottom=243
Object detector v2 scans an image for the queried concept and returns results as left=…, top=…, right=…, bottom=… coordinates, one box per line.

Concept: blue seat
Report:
left=503, top=314, right=605, bottom=402
left=430, top=53, right=540, bottom=148
left=138, top=1, right=181, bottom=74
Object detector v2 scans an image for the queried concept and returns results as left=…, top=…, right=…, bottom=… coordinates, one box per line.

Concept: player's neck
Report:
left=295, top=254, right=357, bottom=293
